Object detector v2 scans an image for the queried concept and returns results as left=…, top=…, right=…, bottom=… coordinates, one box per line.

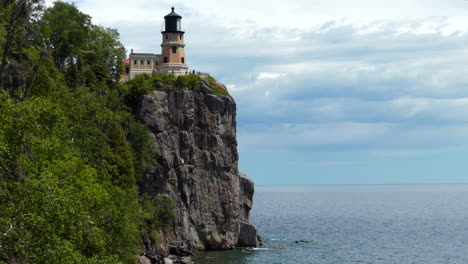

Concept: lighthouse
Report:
left=125, top=7, right=189, bottom=81
left=159, top=7, right=188, bottom=75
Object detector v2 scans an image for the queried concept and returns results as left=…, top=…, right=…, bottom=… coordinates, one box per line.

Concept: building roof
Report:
left=122, top=58, right=130, bottom=65
left=164, top=7, right=182, bottom=18
left=130, top=53, right=161, bottom=58
left=131, top=53, right=158, bottom=55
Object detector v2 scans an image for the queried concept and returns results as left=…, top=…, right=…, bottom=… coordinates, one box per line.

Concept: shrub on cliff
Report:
left=140, top=194, right=176, bottom=242
left=123, top=73, right=175, bottom=113
left=126, top=120, right=159, bottom=177
left=153, top=73, right=176, bottom=84
left=211, top=84, right=230, bottom=96
left=175, top=74, right=201, bottom=89
left=123, top=73, right=204, bottom=112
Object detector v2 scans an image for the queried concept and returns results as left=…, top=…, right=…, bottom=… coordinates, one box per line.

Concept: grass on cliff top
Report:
left=211, top=84, right=230, bottom=96
left=199, top=76, right=230, bottom=96
left=124, top=73, right=230, bottom=113
left=175, top=74, right=202, bottom=89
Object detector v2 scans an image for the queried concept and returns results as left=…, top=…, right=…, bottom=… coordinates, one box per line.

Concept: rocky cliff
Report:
left=136, top=80, right=259, bottom=264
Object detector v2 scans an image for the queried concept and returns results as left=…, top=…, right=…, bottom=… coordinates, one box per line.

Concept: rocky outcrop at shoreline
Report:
left=136, top=80, right=260, bottom=263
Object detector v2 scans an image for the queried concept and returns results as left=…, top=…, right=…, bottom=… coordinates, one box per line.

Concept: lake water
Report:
left=195, top=184, right=468, bottom=263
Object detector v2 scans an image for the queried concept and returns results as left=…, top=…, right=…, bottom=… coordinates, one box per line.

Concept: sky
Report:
left=46, top=0, right=468, bottom=185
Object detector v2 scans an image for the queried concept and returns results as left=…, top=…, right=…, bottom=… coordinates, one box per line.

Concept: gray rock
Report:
left=137, top=80, right=258, bottom=259
left=138, top=255, right=151, bottom=264
left=295, top=240, right=312, bottom=244
left=154, top=81, right=165, bottom=89
left=164, top=258, right=174, bottom=264
left=257, top=234, right=264, bottom=246
left=180, top=256, right=193, bottom=264
left=198, top=80, right=213, bottom=94
left=236, top=222, right=259, bottom=248
left=239, top=173, right=254, bottom=222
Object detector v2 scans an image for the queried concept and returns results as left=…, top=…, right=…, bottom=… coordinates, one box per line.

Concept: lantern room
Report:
left=163, top=7, right=183, bottom=33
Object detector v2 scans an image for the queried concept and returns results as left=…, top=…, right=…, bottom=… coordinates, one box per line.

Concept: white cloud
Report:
left=51, top=0, right=468, bottom=32
left=257, top=72, right=287, bottom=80
left=238, top=121, right=468, bottom=152
left=44, top=0, right=468, bottom=155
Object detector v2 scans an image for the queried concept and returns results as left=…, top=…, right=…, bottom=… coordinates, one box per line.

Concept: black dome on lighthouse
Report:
left=164, top=7, right=182, bottom=18
left=163, top=7, right=184, bottom=33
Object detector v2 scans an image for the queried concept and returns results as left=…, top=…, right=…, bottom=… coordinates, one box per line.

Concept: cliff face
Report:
left=136, top=80, right=259, bottom=263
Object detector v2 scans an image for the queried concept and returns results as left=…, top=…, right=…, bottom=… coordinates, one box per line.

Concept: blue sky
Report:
left=47, top=0, right=468, bottom=185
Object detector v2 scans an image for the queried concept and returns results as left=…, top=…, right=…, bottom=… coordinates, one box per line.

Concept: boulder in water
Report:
left=294, top=240, right=312, bottom=244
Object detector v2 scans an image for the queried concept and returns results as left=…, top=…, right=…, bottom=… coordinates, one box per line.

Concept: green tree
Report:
left=82, top=25, right=126, bottom=84
left=122, top=73, right=154, bottom=113
left=0, top=90, right=142, bottom=263
left=0, top=2, right=178, bottom=263
left=29, top=50, right=65, bottom=97
left=41, top=2, right=126, bottom=88
left=0, top=0, right=44, bottom=97
left=0, top=95, right=116, bottom=263
left=41, top=1, right=91, bottom=72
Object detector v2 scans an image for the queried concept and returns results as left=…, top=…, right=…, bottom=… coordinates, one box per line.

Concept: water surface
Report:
left=195, top=184, right=468, bottom=263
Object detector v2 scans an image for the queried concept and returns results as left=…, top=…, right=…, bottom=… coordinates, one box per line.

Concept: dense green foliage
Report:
left=126, top=120, right=159, bottom=177
left=0, top=1, right=174, bottom=263
left=140, top=195, right=175, bottom=243
left=175, top=74, right=201, bottom=89
left=40, top=1, right=126, bottom=86
left=0, top=0, right=44, bottom=98
left=0, top=95, right=133, bottom=264
left=41, top=1, right=91, bottom=72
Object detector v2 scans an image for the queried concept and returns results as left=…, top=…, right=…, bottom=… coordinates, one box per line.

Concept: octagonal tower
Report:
left=160, top=7, right=188, bottom=75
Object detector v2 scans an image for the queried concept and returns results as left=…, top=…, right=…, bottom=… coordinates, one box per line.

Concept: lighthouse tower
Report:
left=159, top=7, right=188, bottom=75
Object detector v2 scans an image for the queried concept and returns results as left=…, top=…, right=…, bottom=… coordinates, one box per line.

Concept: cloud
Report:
left=48, top=0, right=468, bottom=32
left=238, top=121, right=468, bottom=153
left=45, top=0, right=468, bottom=156
left=223, top=21, right=468, bottom=154
left=257, top=72, right=288, bottom=80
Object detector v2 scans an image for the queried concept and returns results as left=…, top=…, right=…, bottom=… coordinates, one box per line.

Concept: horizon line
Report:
left=256, top=182, right=468, bottom=187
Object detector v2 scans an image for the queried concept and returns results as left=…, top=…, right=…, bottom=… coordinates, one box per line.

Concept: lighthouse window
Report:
left=165, top=34, right=168, bottom=40
left=133, top=60, right=137, bottom=65
left=147, top=60, right=150, bottom=65
left=177, top=19, right=181, bottom=31
left=172, top=46, right=177, bottom=53
left=181, top=57, right=184, bottom=63
left=164, top=57, right=168, bottom=63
